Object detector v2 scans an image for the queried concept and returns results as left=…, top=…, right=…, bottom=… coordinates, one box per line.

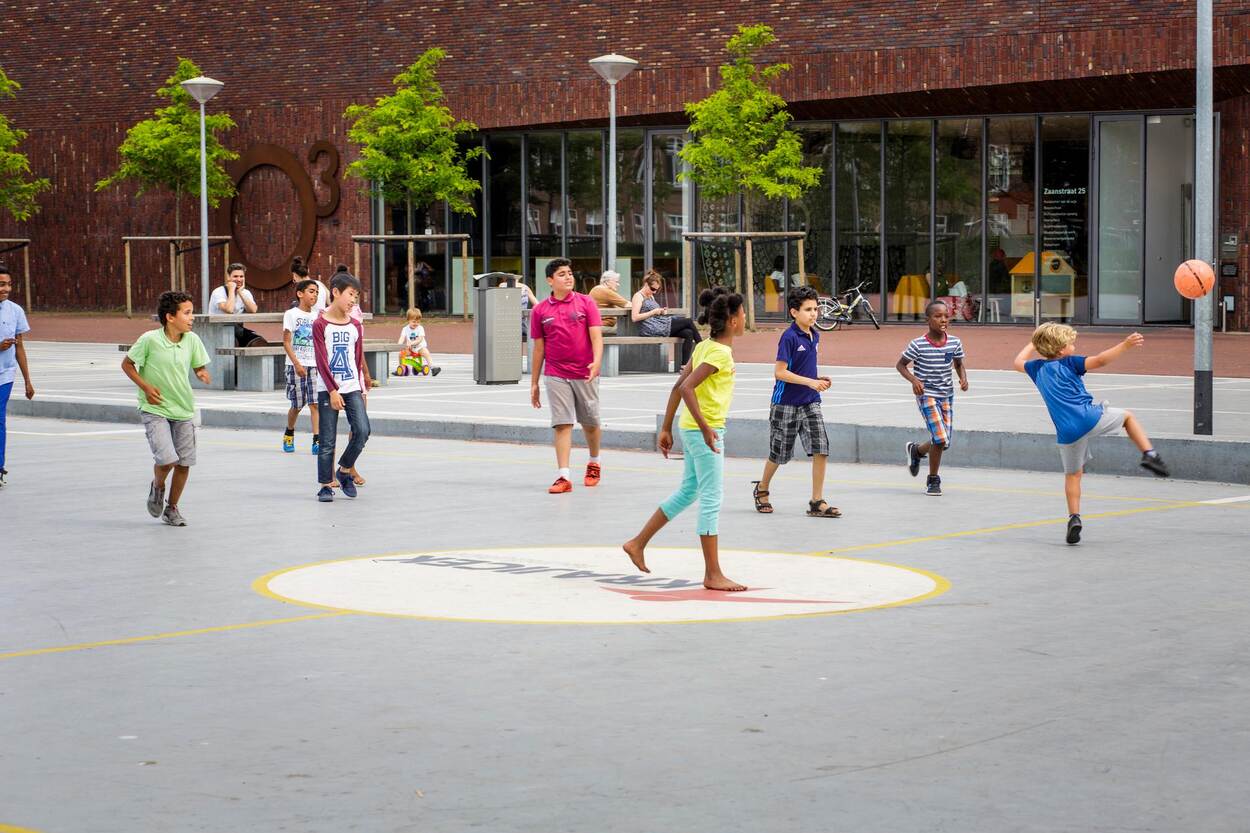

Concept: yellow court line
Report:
left=0, top=612, right=349, bottom=662
left=0, top=825, right=46, bottom=833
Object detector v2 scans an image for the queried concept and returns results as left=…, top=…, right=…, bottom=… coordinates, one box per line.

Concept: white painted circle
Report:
left=260, top=547, right=948, bottom=624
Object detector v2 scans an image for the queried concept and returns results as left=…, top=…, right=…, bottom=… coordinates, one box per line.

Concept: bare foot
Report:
left=622, top=540, right=650, bottom=573
left=704, top=573, right=747, bottom=592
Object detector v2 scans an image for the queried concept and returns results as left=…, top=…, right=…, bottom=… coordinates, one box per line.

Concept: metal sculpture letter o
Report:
left=217, top=143, right=339, bottom=291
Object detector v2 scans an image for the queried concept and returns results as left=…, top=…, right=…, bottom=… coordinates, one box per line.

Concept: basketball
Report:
left=1174, top=259, right=1215, bottom=300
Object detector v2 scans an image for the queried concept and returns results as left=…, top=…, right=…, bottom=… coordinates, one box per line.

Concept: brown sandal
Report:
left=807, top=499, right=841, bottom=518
left=751, top=481, right=774, bottom=514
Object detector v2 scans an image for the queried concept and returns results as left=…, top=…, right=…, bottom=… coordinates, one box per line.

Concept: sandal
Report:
left=807, top=499, right=841, bottom=518
left=751, top=481, right=774, bottom=514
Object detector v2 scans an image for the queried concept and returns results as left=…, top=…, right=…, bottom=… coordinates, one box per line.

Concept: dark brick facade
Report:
left=1, top=1, right=1249, bottom=323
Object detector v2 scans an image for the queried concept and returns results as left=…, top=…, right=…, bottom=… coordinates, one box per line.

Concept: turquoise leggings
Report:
left=659, top=427, right=725, bottom=536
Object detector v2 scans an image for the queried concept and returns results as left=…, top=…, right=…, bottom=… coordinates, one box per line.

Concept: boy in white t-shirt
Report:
left=312, top=271, right=372, bottom=502
left=394, top=307, right=441, bottom=377
left=281, top=279, right=322, bottom=454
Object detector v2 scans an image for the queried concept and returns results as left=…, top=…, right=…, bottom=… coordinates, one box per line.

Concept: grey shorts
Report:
left=141, top=412, right=197, bottom=467
left=1058, top=404, right=1127, bottom=474
left=546, top=376, right=601, bottom=428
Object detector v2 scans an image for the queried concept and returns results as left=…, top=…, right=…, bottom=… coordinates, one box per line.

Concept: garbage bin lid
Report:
left=474, top=271, right=522, bottom=287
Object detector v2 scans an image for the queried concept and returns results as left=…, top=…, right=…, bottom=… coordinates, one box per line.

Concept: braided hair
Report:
left=697, top=285, right=745, bottom=338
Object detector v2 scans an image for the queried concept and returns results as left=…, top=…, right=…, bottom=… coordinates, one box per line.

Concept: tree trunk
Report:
left=174, top=186, right=184, bottom=291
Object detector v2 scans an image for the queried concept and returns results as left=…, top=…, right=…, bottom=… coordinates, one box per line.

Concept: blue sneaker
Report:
left=317, top=486, right=334, bottom=503
left=283, top=432, right=295, bottom=453
left=311, top=438, right=320, bottom=455
left=336, top=469, right=358, bottom=498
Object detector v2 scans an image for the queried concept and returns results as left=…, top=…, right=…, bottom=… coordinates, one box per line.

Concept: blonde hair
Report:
left=643, top=269, right=663, bottom=290
left=406, top=307, right=422, bottom=322
left=1031, top=322, right=1078, bottom=359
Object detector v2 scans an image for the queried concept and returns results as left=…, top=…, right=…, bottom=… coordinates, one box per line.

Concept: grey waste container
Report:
left=473, top=272, right=524, bottom=385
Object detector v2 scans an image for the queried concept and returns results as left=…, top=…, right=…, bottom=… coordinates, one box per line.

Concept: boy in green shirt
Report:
left=121, top=291, right=212, bottom=526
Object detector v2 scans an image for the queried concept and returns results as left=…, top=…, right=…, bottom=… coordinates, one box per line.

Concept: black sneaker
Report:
left=925, top=474, right=941, bottom=496
left=432, top=366, right=442, bottom=377
left=1140, top=452, right=1170, bottom=478
left=1066, top=514, right=1082, bottom=544
left=906, top=442, right=922, bottom=477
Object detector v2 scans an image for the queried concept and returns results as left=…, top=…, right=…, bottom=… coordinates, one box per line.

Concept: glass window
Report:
left=527, top=133, right=563, bottom=297
left=1041, top=115, right=1090, bottom=324
left=986, top=117, right=1037, bottom=323
left=652, top=132, right=690, bottom=309
left=566, top=131, right=603, bottom=294
left=448, top=138, right=484, bottom=316
left=884, top=120, right=932, bottom=321
left=614, top=129, right=646, bottom=293
left=1096, top=118, right=1143, bottom=322
left=835, top=121, right=881, bottom=311
left=787, top=125, right=833, bottom=299
left=935, top=119, right=983, bottom=325
left=487, top=135, right=523, bottom=282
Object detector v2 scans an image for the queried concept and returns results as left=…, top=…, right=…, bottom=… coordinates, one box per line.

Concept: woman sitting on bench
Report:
left=631, top=270, right=700, bottom=365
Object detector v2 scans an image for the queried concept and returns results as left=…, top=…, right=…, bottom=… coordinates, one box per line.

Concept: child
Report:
left=120, top=291, right=211, bottom=526
left=751, top=285, right=839, bottom=517
left=623, top=287, right=748, bottom=592
left=897, top=300, right=968, bottom=496
left=394, top=308, right=441, bottom=377
left=281, top=279, right=321, bottom=454
left=312, top=271, right=372, bottom=502
left=0, top=265, right=36, bottom=488
left=1013, top=323, right=1169, bottom=544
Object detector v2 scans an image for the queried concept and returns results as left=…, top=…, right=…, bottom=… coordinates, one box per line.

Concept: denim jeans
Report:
left=0, top=381, right=11, bottom=470
left=317, top=390, right=370, bottom=484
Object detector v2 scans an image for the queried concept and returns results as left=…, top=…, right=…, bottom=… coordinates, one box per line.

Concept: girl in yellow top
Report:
left=624, top=287, right=747, bottom=591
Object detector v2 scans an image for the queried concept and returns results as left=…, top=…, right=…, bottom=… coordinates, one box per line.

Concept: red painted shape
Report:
left=601, top=587, right=847, bottom=604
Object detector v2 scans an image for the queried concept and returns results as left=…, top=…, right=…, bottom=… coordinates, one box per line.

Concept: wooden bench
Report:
left=600, top=335, right=682, bottom=377
left=214, top=341, right=404, bottom=392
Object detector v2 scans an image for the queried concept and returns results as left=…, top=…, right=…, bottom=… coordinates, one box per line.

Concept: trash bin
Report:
left=473, top=272, right=524, bottom=385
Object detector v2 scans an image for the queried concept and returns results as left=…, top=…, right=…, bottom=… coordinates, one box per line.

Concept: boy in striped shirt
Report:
left=897, top=300, right=968, bottom=495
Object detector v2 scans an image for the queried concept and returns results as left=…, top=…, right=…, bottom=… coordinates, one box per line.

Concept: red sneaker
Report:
left=548, top=477, right=573, bottom=494
left=584, top=462, right=601, bottom=487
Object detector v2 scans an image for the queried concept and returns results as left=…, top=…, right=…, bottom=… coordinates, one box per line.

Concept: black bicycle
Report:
left=815, top=282, right=881, bottom=331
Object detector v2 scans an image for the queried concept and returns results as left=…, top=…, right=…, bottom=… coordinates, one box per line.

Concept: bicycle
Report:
left=815, top=281, right=881, bottom=331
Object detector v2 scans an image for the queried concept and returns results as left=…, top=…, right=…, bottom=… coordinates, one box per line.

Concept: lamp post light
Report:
left=589, top=54, right=638, bottom=271
left=180, top=75, right=224, bottom=313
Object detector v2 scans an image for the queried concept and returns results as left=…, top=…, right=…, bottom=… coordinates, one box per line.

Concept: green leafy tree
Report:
left=679, top=25, right=821, bottom=232
left=0, top=68, right=51, bottom=221
left=96, top=57, right=238, bottom=237
left=344, top=48, right=483, bottom=216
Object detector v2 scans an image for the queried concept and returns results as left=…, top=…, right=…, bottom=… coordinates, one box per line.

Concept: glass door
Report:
left=1093, top=116, right=1144, bottom=323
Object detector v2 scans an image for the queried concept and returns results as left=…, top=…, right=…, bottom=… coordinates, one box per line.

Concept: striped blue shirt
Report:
left=902, top=333, right=965, bottom=397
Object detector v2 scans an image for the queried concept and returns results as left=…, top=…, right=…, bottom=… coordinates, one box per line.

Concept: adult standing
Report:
left=0, top=265, right=35, bottom=488
left=530, top=258, right=604, bottom=494
left=588, top=270, right=629, bottom=334
left=631, top=269, right=701, bottom=366
left=210, top=263, right=267, bottom=347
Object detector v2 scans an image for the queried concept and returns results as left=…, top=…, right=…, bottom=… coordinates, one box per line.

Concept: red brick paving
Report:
left=24, top=312, right=1250, bottom=377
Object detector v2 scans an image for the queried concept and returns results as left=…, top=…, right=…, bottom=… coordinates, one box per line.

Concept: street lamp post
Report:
left=180, top=75, right=225, bottom=313
left=1194, top=0, right=1214, bottom=434
left=589, top=54, right=638, bottom=272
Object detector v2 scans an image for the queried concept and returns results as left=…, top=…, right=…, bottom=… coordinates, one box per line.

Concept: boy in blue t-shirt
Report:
left=1014, top=322, right=1169, bottom=545
left=751, top=286, right=840, bottom=518
left=897, top=300, right=968, bottom=496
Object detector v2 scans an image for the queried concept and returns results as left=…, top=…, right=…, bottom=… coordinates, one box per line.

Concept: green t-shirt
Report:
left=679, top=339, right=735, bottom=431
left=126, top=328, right=211, bottom=421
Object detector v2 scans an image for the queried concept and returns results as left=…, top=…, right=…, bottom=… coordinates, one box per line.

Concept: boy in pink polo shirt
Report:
left=530, top=257, right=604, bottom=493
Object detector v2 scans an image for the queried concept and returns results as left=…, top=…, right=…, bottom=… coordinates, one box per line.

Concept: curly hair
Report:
left=697, top=285, right=745, bottom=337
left=1031, top=322, right=1078, bottom=359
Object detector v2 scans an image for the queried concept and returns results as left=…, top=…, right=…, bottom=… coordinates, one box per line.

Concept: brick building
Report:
left=2, top=1, right=1249, bottom=329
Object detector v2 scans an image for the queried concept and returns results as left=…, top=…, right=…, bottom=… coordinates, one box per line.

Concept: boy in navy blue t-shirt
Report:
left=1014, top=322, right=1169, bottom=545
left=751, top=287, right=840, bottom=518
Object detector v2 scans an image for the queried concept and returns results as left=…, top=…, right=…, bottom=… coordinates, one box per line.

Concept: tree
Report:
left=344, top=48, right=483, bottom=216
left=0, top=68, right=51, bottom=221
left=678, top=25, right=821, bottom=230
left=96, top=57, right=238, bottom=238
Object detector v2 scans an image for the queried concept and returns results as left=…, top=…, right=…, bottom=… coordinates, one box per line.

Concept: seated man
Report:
left=209, top=263, right=267, bottom=347
left=588, top=270, right=629, bottom=334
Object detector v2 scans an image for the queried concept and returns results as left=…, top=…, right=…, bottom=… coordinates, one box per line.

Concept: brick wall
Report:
left=0, top=1, right=1248, bottom=318
left=1218, top=95, right=1250, bottom=330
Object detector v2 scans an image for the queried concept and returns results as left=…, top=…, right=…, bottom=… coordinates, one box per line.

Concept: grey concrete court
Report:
left=2, top=415, right=1250, bottom=833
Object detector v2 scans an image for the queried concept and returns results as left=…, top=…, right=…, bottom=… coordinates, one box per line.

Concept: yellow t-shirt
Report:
left=679, top=339, right=736, bottom=431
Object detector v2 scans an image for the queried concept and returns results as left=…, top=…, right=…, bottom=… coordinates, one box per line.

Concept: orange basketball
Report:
left=1174, top=259, right=1215, bottom=300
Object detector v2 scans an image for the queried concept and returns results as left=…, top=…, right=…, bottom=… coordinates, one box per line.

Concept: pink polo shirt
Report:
left=530, top=291, right=603, bottom=380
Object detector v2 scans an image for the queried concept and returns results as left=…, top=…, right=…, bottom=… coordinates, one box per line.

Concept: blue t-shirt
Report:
left=1025, top=355, right=1105, bottom=444
left=0, top=299, right=31, bottom=387
left=771, top=322, right=820, bottom=406
left=902, top=333, right=965, bottom=398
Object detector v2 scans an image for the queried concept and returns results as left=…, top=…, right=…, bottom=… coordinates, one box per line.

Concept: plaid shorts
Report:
left=284, top=364, right=319, bottom=409
left=916, top=395, right=954, bottom=448
left=768, top=402, right=830, bottom=465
